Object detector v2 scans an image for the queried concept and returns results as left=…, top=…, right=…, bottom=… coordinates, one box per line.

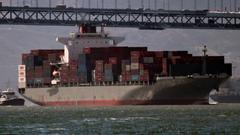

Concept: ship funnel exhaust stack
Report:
left=78, top=24, right=97, bottom=33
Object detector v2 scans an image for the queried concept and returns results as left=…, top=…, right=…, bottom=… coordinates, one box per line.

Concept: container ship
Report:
left=18, top=24, right=232, bottom=106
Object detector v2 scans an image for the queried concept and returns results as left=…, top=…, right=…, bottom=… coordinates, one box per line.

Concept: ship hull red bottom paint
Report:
left=21, top=76, right=228, bottom=106
left=42, top=99, right=209, bottom=106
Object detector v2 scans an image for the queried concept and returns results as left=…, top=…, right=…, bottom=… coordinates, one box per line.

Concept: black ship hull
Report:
left=0, top=98, right=25, bottom=106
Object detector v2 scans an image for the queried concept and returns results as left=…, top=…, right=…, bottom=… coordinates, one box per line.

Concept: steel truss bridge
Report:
left=1, top=7, right=240, bottom=29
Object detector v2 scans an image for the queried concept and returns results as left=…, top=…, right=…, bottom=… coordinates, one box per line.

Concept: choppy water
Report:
left=0, top=104, right=240, bottom=135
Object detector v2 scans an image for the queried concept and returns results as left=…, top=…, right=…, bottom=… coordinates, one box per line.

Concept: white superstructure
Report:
left=56, top=25, right=124, bottom=63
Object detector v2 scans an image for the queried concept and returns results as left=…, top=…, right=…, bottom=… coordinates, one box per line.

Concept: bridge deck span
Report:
left=0, top=7, right=240, bottom=29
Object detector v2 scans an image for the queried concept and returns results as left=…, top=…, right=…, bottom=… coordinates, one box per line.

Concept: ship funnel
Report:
left=78, top=24, right=96, bottom=33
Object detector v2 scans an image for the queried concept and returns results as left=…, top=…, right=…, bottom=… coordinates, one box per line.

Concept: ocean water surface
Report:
left=0, top=104, right=240, bottom=135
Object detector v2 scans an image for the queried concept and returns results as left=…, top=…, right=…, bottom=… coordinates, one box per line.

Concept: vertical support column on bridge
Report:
left=148, top=0, right=150, bottom=9
left=221, top=0, right=223, bottom=11
left=97, top=0, right=99, bottom=8
left=9, top=0, right=12, bottom=7
left=75, top=0, right=78, bottom=8
left=230, top=0, right=232, bottom=11
left=89, top=0, right=91, bottom=8
left=49, top=0, right=52, bottom=7
left=115, top=0, right=117, bottom=9
left=154, top=0, right=157, bottom=10
left=141, top=0, right=144, bottom=8
left=214, top=0, right=217, bottom=10
left=36, top=0, right=38, bottom=7
left=17, top=0, right=19, bottom=7
left=207, top=0, right=210, bottom=10
left=102, top=0, right=104, bottom=8
left=194, top=0, right=197, bottom=10
left=23, top=0, right=25, bottom=6
left=234, top=0, right=237, bottom=11
left=128, top=0, right=131, bottom=9
left=163, top=0, right=165, bottom=9
left=181, top=0, right=183, bottom=10
left=61, top=0, right=65, bottom=4
left=167, top=0, right=170, bottom=10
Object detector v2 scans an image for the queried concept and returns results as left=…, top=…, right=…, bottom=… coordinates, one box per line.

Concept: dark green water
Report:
left=0, top=104, right=240, bottom=135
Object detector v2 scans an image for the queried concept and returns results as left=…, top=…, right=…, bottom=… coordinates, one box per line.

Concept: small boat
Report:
left=0, top=88, right=25, bottom=106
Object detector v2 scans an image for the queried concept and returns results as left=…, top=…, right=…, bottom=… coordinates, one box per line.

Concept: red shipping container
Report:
left=69, top=69, right=77, bottom=75
left=122, top=71, right=131, bottom=76
left=95, top=76, right=103, bottom=82
left=35, top=66, right=43, bottom=71
left=69, top=76, right=79, bottom=83
left=83, top=48, right=91, bottom=54
left=61, top=78, right=69, bottom=83
left=96, top=60, right=104, bottom=65
left=48, top=53, right=57, bottom=61
left=34, top=72, right=43, bottom=78
left=95, top=72, right=103, bottom=77
left=31, top=50, right=40, bottom=56
left=61, top=65, right=69, bottom=70
left=43, top=60, right=50, bottom=66
left=69, top=60, right=78, bottom=66
left=60, top=71, right=69, bottom=77
left=61, top=75, right=69, bottom=80
left=162, top=58, right=168, bottom=76
left=105, top=64, right=112, bottom=69
left=139, top=64, right=144, bottom=70
left=109, top=57, right=117, bottom=64
left=95, top=60, right=104, bottom=72
left=171, top=56, right=183, bottom=64
left=122, top=74, right=130, bottom=81
left=131, top=51, right=140, bottom=57
left=131, top=70, right=139, bottom=75
left=95, top=66, right=104, bottom=72
left=131, top=57, right=139, bottom=63
left=22, top=53, right=29, bottom=60
left=26, top=69, right=35, bottom=76
left=69, top=65, right=78, bottom=71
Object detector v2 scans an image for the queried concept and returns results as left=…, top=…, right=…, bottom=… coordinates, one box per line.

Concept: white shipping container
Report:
left=18, top=77, right=26, bottom=82
left=18, top=71, right=26, bottom=77
left=18, top=65, right=26, bottom=71
left=125, top=65, right=131, bottom=71
left=18, top=82, right=26, bottom=88
left=131, top=63, right=139, bottom=70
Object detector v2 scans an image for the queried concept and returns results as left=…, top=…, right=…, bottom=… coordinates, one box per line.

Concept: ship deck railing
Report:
left=25, top=74, right=229, bottom=88
left=26, top=80, right=156, bottom=88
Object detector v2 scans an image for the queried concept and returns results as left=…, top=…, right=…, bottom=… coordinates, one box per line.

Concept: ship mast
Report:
left=202, top=45, right=207, bottom=75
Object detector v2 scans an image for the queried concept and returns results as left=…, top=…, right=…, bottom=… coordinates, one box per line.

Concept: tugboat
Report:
left=0, top=88, right=25, bottom=106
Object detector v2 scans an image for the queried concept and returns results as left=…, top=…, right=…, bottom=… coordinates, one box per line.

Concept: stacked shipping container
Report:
left=22, top=50, right=64, bottom=86
left=22, top=47, right=232, bottom=86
